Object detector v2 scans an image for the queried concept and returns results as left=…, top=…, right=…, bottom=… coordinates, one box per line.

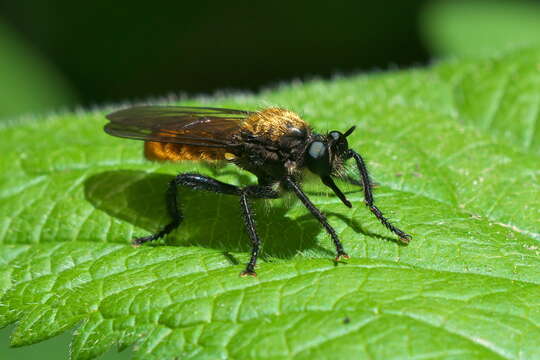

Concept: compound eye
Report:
left=308, top=141, right=326, bottom=159
left=307, top=141, right=331, bottom=175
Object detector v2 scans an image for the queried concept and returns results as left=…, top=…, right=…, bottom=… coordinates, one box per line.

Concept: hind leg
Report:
left=133, top=173, right=279, bottom=275
left=133, top=173, right=239, bottom=245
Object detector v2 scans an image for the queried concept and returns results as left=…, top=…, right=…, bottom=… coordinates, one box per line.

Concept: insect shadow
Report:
left=84, top=170, right=328, bottom=259
left=301, top=182, right=399, bottom=245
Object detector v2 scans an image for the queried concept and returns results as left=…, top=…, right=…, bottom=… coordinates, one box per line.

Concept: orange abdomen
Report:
left=144, top=141, right=226, bottom=161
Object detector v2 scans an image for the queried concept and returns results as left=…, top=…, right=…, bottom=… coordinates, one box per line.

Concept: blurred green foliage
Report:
left=0, top=21, right=75, bottom=120
left=422, top=0, right=540, bottom=57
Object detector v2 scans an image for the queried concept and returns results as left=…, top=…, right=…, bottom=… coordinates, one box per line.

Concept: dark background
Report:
left=0, top=0, right=430, bottom=107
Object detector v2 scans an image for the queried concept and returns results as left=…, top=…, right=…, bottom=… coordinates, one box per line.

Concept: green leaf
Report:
left=437, top=47, right=540, bottom=154
left=1, top=47, right=539, bottom=359
left=421, top=0, right=540, bottom=58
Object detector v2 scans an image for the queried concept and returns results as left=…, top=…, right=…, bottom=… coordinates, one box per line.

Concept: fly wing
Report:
left=104, top=106, right=252, bottom=148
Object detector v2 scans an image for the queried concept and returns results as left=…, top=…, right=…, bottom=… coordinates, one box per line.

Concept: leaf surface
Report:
left=0, top=47, right=539, bottom=359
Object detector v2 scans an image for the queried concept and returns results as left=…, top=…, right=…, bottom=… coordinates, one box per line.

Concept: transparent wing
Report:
left=104, top=106, right=252, bottom=148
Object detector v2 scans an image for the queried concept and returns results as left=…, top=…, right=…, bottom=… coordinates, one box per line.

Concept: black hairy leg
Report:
left=132, top=172, right=279, bottom=276
left=239, top=184, right=280, bottom=276
left=321, top=175, right=352, bottom=208
left=284, top=176, right=349, bottom=260
left=347, top=149, right=412, bottom=243
left=132, top=173, right=238, bottom=246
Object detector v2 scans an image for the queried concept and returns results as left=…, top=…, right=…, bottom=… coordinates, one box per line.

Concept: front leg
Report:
left=283, top=176, right=349, bottom=260
left=346, top=150, right=412, bottom=243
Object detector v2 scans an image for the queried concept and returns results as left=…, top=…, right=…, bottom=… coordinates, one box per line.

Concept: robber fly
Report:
left=105, top=106, right=411, bottom=276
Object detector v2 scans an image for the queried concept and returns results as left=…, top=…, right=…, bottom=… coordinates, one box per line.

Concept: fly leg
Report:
left=283, top=176, right=349, bottom=260
left=239, top=185, right=280, bottom=277
left=133, top=173, right=239, bottom=246
left=347, top=149, right=412, bottom=243
left=133, top=172, right=279, bottom=276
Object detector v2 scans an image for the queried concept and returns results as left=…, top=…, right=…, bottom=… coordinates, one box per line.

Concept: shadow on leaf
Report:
left=330, top=212, right=399, bottom=244
left=83, top=170, right=322, bottom=259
